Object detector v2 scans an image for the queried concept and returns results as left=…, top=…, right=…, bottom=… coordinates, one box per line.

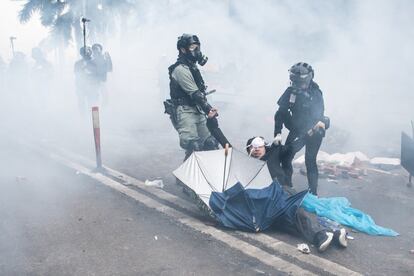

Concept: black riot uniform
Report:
left=274, top=62, right=329, bottom=195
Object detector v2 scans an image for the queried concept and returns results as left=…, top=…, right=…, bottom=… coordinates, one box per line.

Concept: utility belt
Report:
left=171, top=97, right=196, bottom=107
left=163, top=97, right=198, bottom=130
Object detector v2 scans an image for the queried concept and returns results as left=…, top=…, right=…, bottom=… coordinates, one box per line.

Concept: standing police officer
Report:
left=167, top=34, right=218, bottom=159
left=74, top=46, right=99, bottom=115
left=274, top=62, right=329, bottom=195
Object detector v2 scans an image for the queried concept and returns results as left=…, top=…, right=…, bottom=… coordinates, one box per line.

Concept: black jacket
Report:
left=274, top=81, right=324, bottom=136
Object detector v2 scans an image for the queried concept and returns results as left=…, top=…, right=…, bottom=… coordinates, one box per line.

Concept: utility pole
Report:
left=9, top=36, right=16, bottom=58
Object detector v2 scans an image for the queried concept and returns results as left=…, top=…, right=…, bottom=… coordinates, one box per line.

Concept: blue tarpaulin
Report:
left=301, top=194, right=399, bottom=236
left=209, top=181, right=307, bottom=232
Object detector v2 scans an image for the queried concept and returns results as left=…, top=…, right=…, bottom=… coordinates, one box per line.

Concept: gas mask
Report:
left=289, top=62, right=314, bottom=90
left=187, top=47, right=208, bottom=66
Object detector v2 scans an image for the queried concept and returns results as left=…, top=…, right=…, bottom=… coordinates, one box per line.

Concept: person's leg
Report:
left=295, top=207, right=333, bottom=252
left=281, top=132, right=301, bottom=187
left=267, top=146, right=289, bottom=186
left=175, top=106, right=202, bottom=160
left=318, top=217, right=348, bottom=248
left=76, top=90, right=87, bottom=116
left=305, top=134, right=323, bottom=195
left=295, top=208, right=327, bottom=243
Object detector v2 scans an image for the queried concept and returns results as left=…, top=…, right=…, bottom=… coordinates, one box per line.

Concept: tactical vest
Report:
left=168, top=56, right=206, bottom=105
left=286, top=82, right=323, bottom=133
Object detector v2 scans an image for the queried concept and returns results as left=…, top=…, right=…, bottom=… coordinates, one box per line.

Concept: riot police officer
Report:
left=91, top=43, right=112, bottom=82
left=166, top=34, right=218, bottom=159
left=74, top=46, right=99, bottom=115
left=274, top=62, right=329, bottom=195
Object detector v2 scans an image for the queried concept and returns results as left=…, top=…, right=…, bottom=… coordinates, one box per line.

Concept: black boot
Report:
left=307, top=172, right=318, bottom=196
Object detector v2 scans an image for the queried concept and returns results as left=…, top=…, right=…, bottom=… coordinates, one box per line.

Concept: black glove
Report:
left=206, top=117, right=219, bottom=130
left=191, top=90, right=213, bottom=114
left=322, top=116, right=330, bottom=130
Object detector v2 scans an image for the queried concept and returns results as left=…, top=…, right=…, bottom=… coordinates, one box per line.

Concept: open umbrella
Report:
left=173, top=148, right=307, bottom=232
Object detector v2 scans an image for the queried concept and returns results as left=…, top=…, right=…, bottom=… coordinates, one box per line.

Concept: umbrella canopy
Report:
left=173, top=148, right=307, bottom=232
left=173, top=148, right=273, bottom=207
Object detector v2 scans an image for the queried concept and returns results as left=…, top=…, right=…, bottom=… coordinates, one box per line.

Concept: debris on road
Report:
left=347, top=235, right=355, bottom=240
left=145, top=179, right=164, bottom=188
left=370, top=157, right=400, bottom=170
left=294, top=151, right=401, bottom=181
left=297, top=243, right=310, bottom=254
left=327, top=179, right=339, bottom=184
left=154, top=235, right=158, bottom=241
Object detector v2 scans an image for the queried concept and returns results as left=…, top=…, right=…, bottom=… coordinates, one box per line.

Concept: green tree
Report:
left=18, top=0, right=134, bottom=49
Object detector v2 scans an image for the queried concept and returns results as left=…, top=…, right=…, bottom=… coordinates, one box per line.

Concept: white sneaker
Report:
left=316, top=231, right=334, bottom=252
left=334, top=228, right=348, bottom=248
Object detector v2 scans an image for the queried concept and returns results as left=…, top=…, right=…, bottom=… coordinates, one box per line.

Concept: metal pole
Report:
left=222, top=143, right=229, bottom=192
left=410, top=120, right=414, bottom=187
left=83, top=20, right=86, bottom=49
left=81, top=18, right=90, bottom=50
left=9, top=36, right=16, bottom=57
left=92, top=106, right=102, bottom=169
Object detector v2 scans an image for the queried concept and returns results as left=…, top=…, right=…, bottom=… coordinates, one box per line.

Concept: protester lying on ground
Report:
left=205, top=116, right=347, bottom=252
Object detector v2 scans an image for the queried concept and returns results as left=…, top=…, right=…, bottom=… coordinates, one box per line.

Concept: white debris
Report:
left=370, top=157, right=400, bottom=167
left=145, top=179, right=164, bottom=188
left=294, top=151, right=370, bottom=167
left=297, top=243, right=310, bottom=254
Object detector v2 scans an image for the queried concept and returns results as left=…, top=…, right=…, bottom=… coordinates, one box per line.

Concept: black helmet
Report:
left=176, top=33, right=208, bottom=66
left=289, top=62, right=314, bottom=89
left=80, top=46, right=92, bottom=59
left=92, top=43, right=103, bottom=53
left=177, top=34, right=200, bottom=50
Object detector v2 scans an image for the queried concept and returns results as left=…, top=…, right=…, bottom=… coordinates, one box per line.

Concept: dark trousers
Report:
left=281, top=132, right=323, bottom=195
left=295, top=207, right=327, bottom=244
left=276, top=206, right=329, bottom=245
left=278, top=186, right=329, bottom=244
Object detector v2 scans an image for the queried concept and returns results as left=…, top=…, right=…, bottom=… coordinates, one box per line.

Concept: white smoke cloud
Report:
left=1, top=0, right=414, bottom=156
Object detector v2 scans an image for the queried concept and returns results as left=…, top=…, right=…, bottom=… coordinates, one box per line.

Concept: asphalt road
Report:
left=92, top=126, right=414, bottom=276
left=0, top=138, right=291, bottom=275
left=1, top=115, right=414, bottom=275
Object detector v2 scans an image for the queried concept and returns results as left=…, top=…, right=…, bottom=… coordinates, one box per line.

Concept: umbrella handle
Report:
left=222, top=143, right=230, bottom=192
left=224, top=143, right=229, bottom=156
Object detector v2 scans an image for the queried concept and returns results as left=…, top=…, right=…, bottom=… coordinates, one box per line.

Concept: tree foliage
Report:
left=18, top=0, right=134, bottom=48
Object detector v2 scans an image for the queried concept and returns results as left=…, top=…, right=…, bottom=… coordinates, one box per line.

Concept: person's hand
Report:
left=273, top=133, right=282, bottom=145
left=207, top=108, right=218, bottom=118
left=314, top=121, right=326, bottom=130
